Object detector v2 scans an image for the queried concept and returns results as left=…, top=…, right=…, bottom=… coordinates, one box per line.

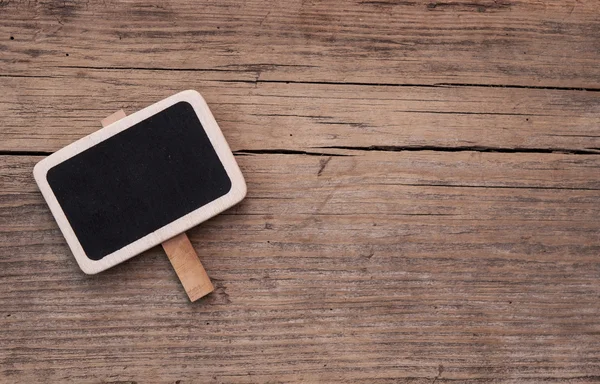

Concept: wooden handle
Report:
left=101, top=109, right=214, bottom=302
left=100, top=109, right=127, bottom=127
left=161, top=233, right=214, bottom=301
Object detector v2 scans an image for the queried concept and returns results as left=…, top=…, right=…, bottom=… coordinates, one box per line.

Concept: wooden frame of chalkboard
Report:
left=33, top=90, right=247, bottom=275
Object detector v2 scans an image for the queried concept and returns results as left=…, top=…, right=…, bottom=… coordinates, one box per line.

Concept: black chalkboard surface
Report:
left=34, top=90, right=246, bottom=276
left=47, top=101, right=232, bottom=261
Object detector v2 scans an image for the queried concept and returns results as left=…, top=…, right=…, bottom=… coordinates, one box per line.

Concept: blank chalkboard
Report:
left=47, top=101, right=232, bottom=261
left=34, top=90, right=246, bottom=274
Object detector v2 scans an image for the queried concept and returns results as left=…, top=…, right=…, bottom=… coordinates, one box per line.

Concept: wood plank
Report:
left=1, top=152, right=599, bottom=383
left=1, top=71, right=599, bottom=153
left=1, top=1, right=599, bottom=88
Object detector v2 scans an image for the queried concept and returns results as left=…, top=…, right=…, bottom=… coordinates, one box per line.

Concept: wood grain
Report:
left=1, top=0, right=599, bottom=382
left=1, top=1, right=600, bottom=88
left=1, top=152, right=599, bottom=383
left=1, top=71, right=599, bottom=153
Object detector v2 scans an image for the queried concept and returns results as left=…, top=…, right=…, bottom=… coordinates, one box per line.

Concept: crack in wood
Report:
left=427, top=1, right=512, bottom=11
left=233, top=149, right=348, bottom=157
left=359, top=1, right=417, bottom=6
left=375, top=182, right=600, bottom=191
left=0, top=150, right=54, bottom=156
left=317, top=145, right=600, bottom=155
left=54, top=65, right=240, bottom=73
left=3, top=144, right=600, bottom=159
left=44, top=66, right=600, bottom=92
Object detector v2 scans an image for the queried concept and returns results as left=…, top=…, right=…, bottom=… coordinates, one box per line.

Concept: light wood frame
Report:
left=33, top=90, right=247, bottom=275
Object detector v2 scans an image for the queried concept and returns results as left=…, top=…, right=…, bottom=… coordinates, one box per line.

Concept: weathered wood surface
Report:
left=2, top=153, right=600, bottom=383
left=2, top=71, right=600, bottom=153
left=1, top=0, right=600, bottom=87
left=1, top=0, right=600, bottom=383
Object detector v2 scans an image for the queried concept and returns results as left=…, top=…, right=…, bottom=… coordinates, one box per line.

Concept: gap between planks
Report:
left=14, top=67, right=600, bottom=93
left=3, top=144, right=600, bottom=158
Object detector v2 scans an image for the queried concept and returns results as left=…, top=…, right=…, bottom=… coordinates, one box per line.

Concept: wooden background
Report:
left=1, top=1, right=600, bottom=383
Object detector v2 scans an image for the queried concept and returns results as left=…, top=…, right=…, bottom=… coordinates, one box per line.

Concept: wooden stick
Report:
left=100, top=110, right=127, bottom=127
left=101, top=109, right=214, bottom=302
left=161, top=233, right=214, bottom=301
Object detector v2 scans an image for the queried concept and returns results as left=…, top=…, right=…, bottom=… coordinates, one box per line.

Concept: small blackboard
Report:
left=34, top=91, right=246, bottom=274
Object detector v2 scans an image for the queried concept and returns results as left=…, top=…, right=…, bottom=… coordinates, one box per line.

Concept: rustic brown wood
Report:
left=1, top=152, right=599, bottom=383
left=162, top=233, right=215, bottom=302
left=99, top=109, right=215, bottom=301
left=1, top=0, right=600, bottom=382
left=1, top=1, right=600, bottom=88
left=1, top=71, right=599, bottom=153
